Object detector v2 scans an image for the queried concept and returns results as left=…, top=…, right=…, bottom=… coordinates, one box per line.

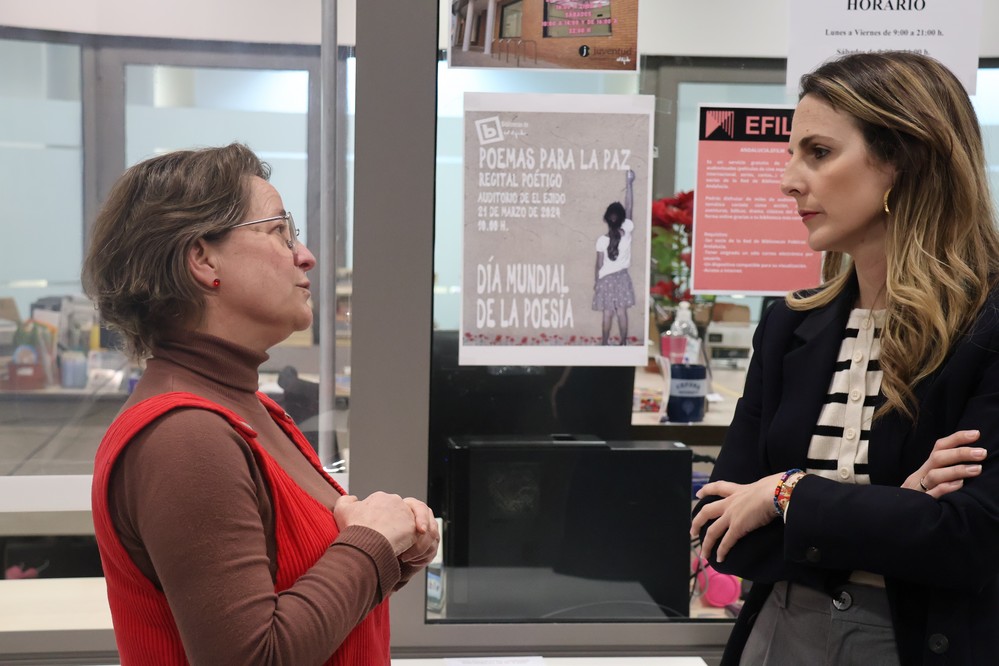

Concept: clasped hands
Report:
left=690, top=430, right=985, bottom=564
left=334, top=491, right=440, bottom=569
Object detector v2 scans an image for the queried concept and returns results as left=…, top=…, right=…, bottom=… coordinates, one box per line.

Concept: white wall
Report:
left=4, top=1, right=998, bottom=57
left=438, top=0, right=999, bottom=59
left=645, top=0, right=999, bottom=58
left=0, top=0, right=353, bottom=45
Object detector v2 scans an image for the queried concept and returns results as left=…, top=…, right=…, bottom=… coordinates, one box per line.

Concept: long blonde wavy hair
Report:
left=786, top=52, right=999, bottom=421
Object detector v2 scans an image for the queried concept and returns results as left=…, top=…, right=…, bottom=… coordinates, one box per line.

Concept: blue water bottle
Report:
left=666, top=302, right=707, bottom=423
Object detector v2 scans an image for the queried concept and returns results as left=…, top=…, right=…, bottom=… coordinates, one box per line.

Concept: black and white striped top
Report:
left=805, top=308, right=886, bottom=485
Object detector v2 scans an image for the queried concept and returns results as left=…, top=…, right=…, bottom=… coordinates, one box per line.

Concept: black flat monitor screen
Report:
left=437, top=437, right=692, bottom=623
left=427, top=329, right=636, bottom=508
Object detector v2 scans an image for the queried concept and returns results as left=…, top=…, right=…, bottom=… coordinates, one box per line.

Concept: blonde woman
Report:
left=692, top=52, right=999, bottom=664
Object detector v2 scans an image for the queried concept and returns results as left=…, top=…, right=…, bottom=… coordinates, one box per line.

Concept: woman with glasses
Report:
left=84, top=143, right=438, bottom=665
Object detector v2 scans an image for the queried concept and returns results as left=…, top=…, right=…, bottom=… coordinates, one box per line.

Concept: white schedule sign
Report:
left=787, top=0, right=984, bottom=94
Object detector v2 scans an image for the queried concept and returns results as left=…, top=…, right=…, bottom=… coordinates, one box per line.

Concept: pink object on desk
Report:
left=660, top=332, right=688, bottom=364
left=695, top=559, right=742, bottom=608
left=6, top=564, right=42, bottom=579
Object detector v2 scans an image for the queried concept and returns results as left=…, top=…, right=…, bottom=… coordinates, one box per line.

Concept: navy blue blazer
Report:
left=697, top=279, right=999, bottom=665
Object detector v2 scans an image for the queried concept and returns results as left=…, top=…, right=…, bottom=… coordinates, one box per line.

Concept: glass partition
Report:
left=0, top=37, right=91, bottom=477
left=122, top=64, right=329, bottom=450
left=0, top=32, right=332, bottom=589
left=125, top=65, right=310, bottom=243
left=0, top=35, right=104, bottom=584
left=0, top=43, right=325, bottom=485
left=425, top=58, right=719, bottom=624
left=420, top=50, right=999, bottom=632
left=972, top=67, right=999, bottom=197
left=0, top=39, right=82, bottom=323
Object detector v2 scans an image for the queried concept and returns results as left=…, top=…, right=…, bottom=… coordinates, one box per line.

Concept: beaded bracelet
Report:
left=777, top=471, right=805, bottom=518
left=773, top=468, right=804, bottom=517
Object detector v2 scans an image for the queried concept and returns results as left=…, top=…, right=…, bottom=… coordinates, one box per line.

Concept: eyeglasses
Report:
left=230, top=211, right=299, bottom=251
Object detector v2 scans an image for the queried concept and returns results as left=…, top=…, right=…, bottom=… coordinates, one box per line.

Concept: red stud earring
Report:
left=212, top=279, right=221, bottom=288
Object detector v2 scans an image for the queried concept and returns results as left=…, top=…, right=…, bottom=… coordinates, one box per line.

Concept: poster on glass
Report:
left=461, top=92, right=654, bottom=366
left=691, top=104, right=822, bottom=296
left=448, top=0, right=638, bottom=71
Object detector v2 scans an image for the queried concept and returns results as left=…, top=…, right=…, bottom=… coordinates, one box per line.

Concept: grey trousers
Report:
left=739, top=581, right=901, bottom=666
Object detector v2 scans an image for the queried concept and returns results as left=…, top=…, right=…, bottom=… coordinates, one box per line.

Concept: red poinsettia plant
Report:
left=649, top=190, right=694, bottom=306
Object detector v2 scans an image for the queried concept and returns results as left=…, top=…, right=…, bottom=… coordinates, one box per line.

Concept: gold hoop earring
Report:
left=883, top=188, right=892, bottom=215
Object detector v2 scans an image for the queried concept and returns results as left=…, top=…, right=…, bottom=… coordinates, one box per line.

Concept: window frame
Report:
left=352, top=1, right=999, bottom=653
left=0, top=24, right=345, bottom=522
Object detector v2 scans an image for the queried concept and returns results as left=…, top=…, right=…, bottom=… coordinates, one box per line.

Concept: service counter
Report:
left=0, top=577, right=116, bottom=660
left=0, top=577, right=716, bottom=663
left=0, top=361, right=742, bottom=663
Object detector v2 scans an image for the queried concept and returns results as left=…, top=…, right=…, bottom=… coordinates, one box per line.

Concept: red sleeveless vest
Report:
left=92, top=391, right=390, bottom=665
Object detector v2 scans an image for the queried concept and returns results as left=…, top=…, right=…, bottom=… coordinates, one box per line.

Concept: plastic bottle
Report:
left=665, top=302, right=707, bottom=423
left=663, top=301, right=700, bottom=364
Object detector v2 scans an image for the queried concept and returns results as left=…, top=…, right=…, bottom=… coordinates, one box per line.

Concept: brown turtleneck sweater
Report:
left=108, top=332, right=414, bottom=664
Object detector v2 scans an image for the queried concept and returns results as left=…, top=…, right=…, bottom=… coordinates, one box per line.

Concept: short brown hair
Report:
left=82, top=143, right=270, bottom=359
